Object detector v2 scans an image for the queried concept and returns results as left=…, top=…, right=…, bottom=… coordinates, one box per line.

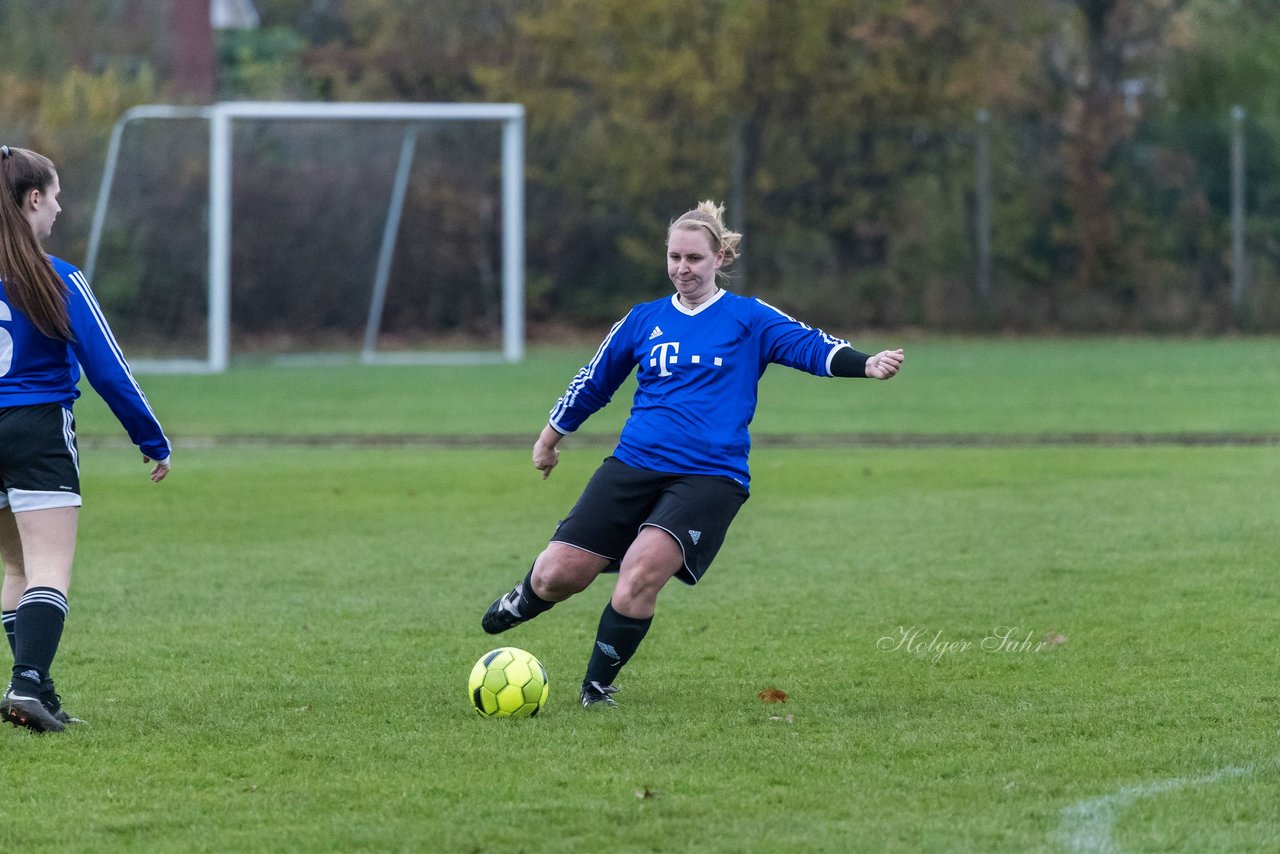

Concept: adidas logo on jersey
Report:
left=688, top=530, right=702, bottom=545
left=648, top=326, right=664, bottom=340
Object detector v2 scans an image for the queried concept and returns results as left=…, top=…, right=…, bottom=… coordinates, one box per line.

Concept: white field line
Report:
left=1056, top=757, right=1280, bottom=853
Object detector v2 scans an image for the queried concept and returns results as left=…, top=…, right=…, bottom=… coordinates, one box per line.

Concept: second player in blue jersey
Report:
left=1, top=144, right=170, bottom=733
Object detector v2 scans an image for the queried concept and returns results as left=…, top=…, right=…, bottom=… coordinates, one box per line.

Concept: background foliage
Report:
left=3, top=0, right=1279, bottom=337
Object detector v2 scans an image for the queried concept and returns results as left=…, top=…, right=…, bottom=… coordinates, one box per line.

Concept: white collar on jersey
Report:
left=670, top=287, right=727, bottom=316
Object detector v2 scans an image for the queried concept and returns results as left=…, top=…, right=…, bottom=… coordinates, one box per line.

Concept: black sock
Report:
left=582, top=601, right=652, bottom=688
left=11, top=587, right=68, bottom=693
left=38, top=678, right=62, bottom=712
left=514, top=566, right=554, bottom=619
left=2, top=609, right=14, bottom=657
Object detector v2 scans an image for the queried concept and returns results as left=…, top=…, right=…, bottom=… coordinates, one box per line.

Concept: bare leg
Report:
left=530, top=541, right=611, bottom=601
left=0, top=507, right=25, bottom=614
left=610, top=525, right=684, bottom=618
left=1, top=507, right=78, bottom=731
left=1, top=508, right=24, bottom=659
left=13, top=506, right=78, bottom=594
left=482, top=541, right=610, bottom=635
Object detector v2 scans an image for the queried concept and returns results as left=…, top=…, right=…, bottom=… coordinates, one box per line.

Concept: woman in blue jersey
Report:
left=0, top=145, right=170, bottom=733
left=482, top=200, right=903, bottom=708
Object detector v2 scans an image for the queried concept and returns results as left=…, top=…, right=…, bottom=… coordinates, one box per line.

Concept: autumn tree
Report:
left=469, top=0, right=1042, bottom=325
left=1024, top=0, right=1191, bottom=325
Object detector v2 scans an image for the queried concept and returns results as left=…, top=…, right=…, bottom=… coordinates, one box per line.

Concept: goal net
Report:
left=86, top=102, right=525, bottom=372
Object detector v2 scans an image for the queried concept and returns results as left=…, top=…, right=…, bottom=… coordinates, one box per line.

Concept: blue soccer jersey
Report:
left=0, top=256, right=170, bottom=461
left=548, top=289, right=851, bottom=488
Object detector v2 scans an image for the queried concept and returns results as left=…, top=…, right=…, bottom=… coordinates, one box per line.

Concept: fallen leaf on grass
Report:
left=758, top=688, right=788, bottom=703
left=634, top=787, right=661, bottom=799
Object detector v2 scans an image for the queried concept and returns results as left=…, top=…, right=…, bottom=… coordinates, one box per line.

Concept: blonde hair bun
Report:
left=668, top=200, right=742, bottom=269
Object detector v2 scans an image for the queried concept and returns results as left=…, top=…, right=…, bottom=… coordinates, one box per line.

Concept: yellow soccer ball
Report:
left=468, top=647, right=549, bottom=718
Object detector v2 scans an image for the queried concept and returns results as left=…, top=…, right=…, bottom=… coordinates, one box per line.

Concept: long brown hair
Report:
left=0, top=146, right=71, bottom=339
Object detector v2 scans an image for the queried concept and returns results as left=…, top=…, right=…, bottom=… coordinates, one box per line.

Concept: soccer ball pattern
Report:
left=468, top=647, right=549, bottom=718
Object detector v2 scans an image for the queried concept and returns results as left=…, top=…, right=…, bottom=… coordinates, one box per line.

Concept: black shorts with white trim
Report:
left=0, top=403, right=82, bottom=511
left=551, top=456, right=749, bottom=585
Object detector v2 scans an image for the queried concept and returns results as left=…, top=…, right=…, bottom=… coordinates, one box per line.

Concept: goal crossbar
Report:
left=87, top=101, right=526, bottom=372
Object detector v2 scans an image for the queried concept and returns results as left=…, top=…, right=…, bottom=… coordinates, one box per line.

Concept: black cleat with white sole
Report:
left=580, top=681, right=619, bottom=708
left=481, top=584, right=529, bottom=635
left=2, top=687, right=66, bottom=733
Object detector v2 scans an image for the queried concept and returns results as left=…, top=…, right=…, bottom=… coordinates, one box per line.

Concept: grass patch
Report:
left=70, top=337, right=1280, bottom=439
left=3, top=442, right=1278, bottom=851
left=6, top=338, right=1279, bottom=850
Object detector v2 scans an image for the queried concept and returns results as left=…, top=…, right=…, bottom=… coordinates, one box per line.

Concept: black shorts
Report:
left=551, top=456, right=749, bottom=585
left=0, top=403, right=82, bottom=512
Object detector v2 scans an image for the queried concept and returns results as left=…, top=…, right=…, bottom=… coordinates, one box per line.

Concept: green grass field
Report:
left=70, top=335, right=1280, bottom=439
left=3, top=337, right=1279, bottom=852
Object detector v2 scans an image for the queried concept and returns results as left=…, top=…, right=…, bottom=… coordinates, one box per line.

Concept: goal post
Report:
left=87, top=101, right=526, bottom=373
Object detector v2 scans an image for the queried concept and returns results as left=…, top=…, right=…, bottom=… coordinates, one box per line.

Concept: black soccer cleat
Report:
left=580, top=681, right=619, bottom=708
left=2, top=687, right=66, bottom=733
left=44, top=693, right=85, bottom=726
left=481, top=584, right=528, bottom=635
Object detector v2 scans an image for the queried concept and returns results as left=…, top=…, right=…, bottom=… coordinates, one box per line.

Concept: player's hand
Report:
left=145, top=456, right=171, bottom=483
left=532, top=440, right=559, bottom=480
left=865, top=348, right=904, bottom=380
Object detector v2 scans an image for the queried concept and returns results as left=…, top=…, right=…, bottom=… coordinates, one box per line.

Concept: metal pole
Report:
left=975, top=109, right=993, bottom=303
left=501, top=113, right=525, bottom=363
left=1230, top=105, right=1247, bottom=320
left=84, top=116, right=130, bottom=285
left=208, top=106, right=232, bottom=372
left=362, top=126, right=419, bottom=361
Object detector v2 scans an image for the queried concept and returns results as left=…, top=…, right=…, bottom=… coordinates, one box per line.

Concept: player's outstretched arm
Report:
left=865, top=348, right=905, bottom=380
